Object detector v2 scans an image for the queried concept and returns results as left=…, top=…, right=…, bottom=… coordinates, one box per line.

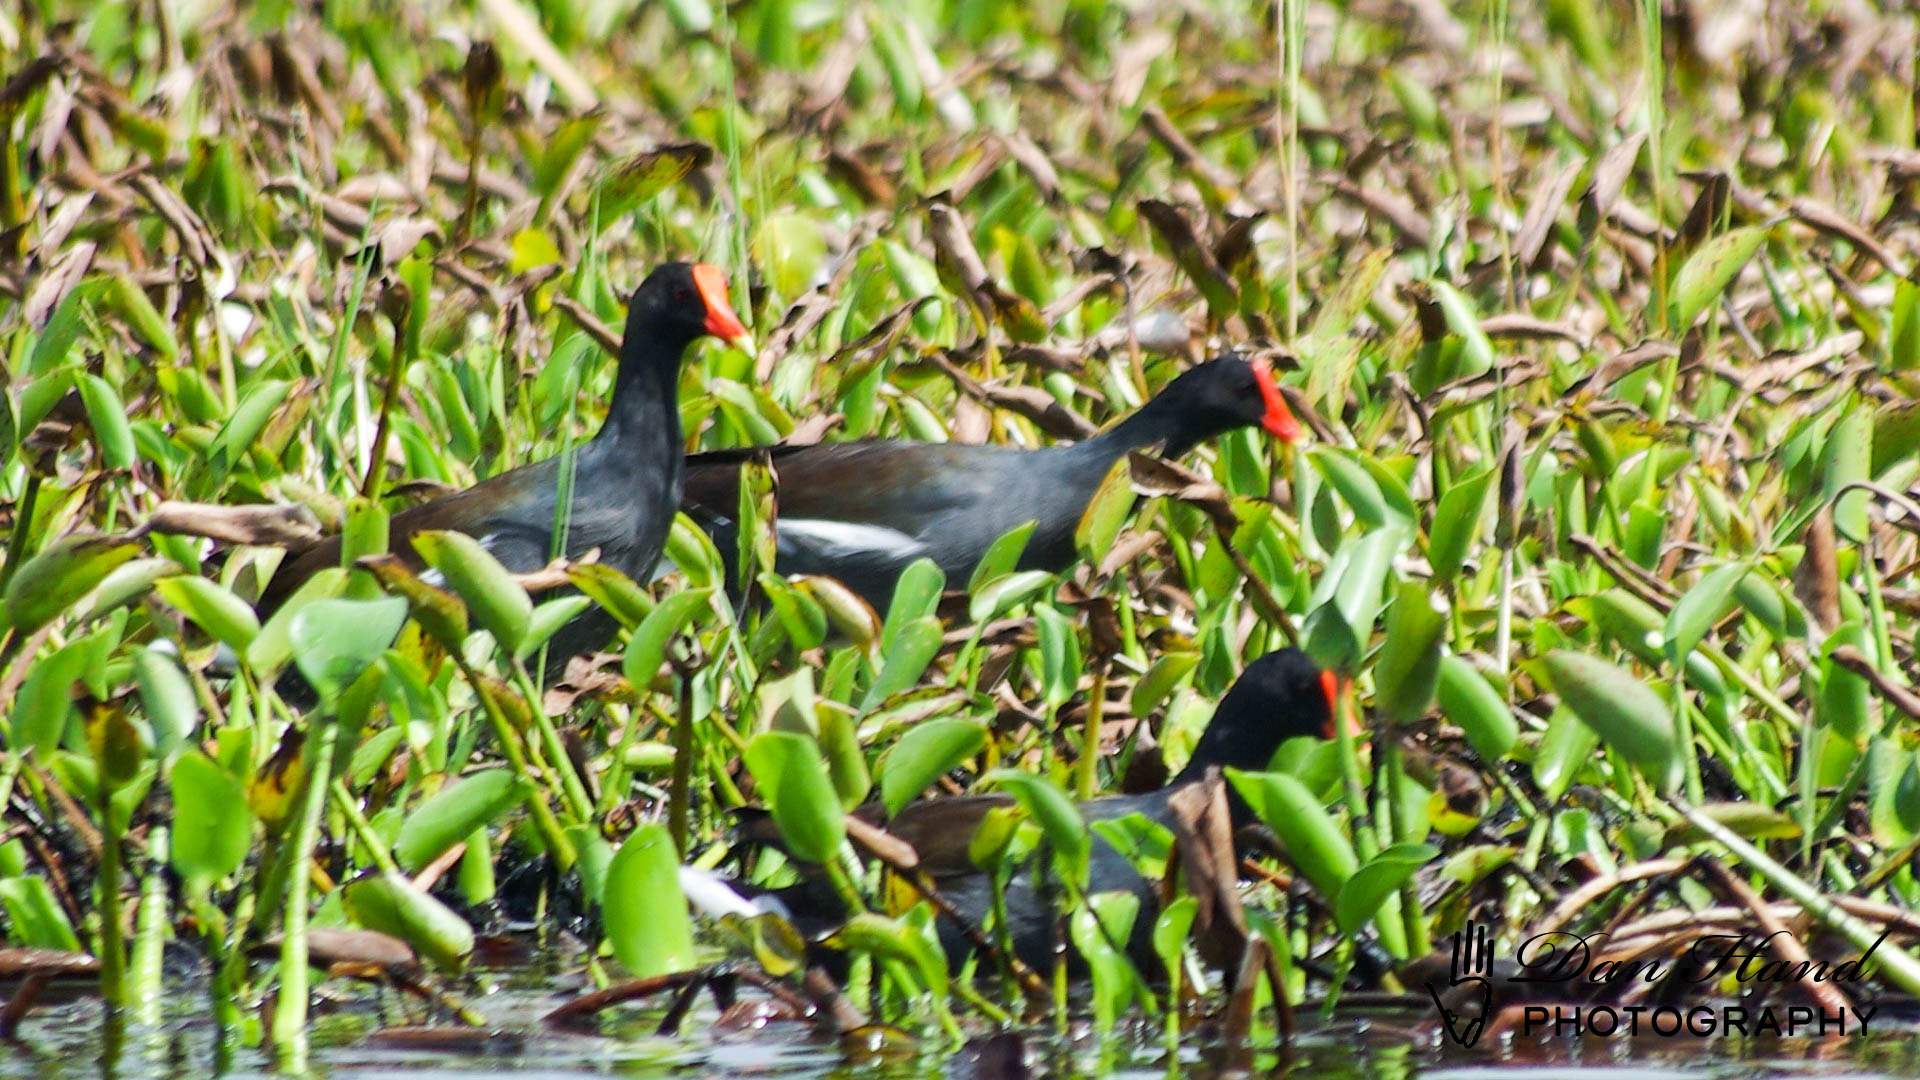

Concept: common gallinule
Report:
left=258, top=262, right=750, bottom=671
left=677, top=353, right=1301, bottom=607
left=685, top=648, right=1339, bottom=972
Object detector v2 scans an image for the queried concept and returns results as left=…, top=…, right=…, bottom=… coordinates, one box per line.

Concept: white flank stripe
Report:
left=678, top=865, right=790, bottom=920
left=777, top=518, right=926, bottom=561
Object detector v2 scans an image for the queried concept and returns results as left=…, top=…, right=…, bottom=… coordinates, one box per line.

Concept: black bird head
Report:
left=1149, top=353, right=1302, bottom=456
left=623, top=261, right=751, bottom=359
left=1172, top=648, right=1341, bottom=784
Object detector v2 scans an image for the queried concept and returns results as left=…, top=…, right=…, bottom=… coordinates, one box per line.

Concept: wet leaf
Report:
left=604, top=823, right=696, bottom=977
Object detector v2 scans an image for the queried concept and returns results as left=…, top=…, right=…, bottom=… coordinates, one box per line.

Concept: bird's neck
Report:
left=592, top=335, right=689, bottom=454
left=1094, top=393, right=1196, bottom=459
left=1169, top=707, right=1268, bottom=788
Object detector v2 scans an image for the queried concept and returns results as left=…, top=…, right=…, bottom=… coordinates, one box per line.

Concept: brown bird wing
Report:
left=255, top=462, right=555, bottom=617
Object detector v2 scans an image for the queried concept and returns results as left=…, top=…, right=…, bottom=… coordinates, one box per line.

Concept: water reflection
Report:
left=6, top=972, right=1920, bottom=1078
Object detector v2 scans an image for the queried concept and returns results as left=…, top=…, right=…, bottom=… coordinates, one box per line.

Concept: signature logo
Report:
left=1424, top=921, right=1493, bottom=1048
left=1421, top=921, right=1885, bottom=1048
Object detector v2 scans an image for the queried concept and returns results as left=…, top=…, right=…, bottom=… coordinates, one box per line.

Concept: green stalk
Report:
left=1330, top=681, right=1373, bottom=857
left=511, top=660, right=593, bottom=821
left=0, top=474, right=41, bottom=596
left=271, top=717, right=338, bottom=1054
left=669, top=678, right=698, bottom=857
left=191, top=894, right=244, bottom=1038
left=1674, top=799, right=1920, bottom=997
left=454, top=655, right=576, bottom=868
left=1075, top=665, right=1106, bottom=800
left=130, top=828, right=168, bottom=1026
left=331, top=780, right=402, bottom=876
left=95, top=780, right=127, bottom=1008
left=1382, top=745, right=1430, bottom=957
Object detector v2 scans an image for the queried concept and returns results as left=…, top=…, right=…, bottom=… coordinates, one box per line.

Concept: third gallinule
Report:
left=678, top=353, right=1301, bottom=607
left=687, top=648, right=1339, bottom=972
left=259, top=262, right=750, bottom=671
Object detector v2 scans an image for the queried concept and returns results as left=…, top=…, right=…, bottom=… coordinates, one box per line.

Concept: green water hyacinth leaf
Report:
left=1876, top=400, right=1920, bottom=474
left=603, top=823, right=696, bottom=978
left=1435, top=655, right=1516, bottom=760
left=131, top=648, right=197, bottom=757
left=1669, top=226, right=1767, bottom=330
left=1818, top=623, right=1872, bottom=740
left=518, top=595, right=593, bottom=660
left=1225, top=769, right=1356, bottom=900
left=881, top=559, right=944, bottom=652
left=1821, top=406, right=1874, bottom=542
left=827, top=913, right=948, bottom=997
left=1545, top=651, right=1681, bottom=792
left=105, top=273, right=179, bottom=359
left=1309, top=448, right=1394, bottom=530
left=1892, top=277, right=1920, bottom=372
left=412, top=531, right=531, bottom=653
left=3, top=533, right=139, bottom=636
left=154, top=575, right=260, bottom=652
left=968, top=521, right=1037, bottom=594
left=206, top=378, right=289, bottom=475
left=393, top=770, right=530, bottom=873
left=1075, top=459, right=1136, bottom=566
left=1373, top=582, right=1448, bottom=724
left=760, top=573, right=827, bottom=651
left=0, top=877, right=81, bottom=951
left=80, top=558, right=180, bottom=623
left=819, top=708, right=870, bottom=810
left=1430, top=281, right=1494, bottom=381
left=1072, top=891, right=1149, bottom=1028
left=1152, top=894, right=1199, bottom=984
left=570, top=826, right=616, bottom=908
left=1428, top=468, right=1494, bottom=581
left=797, top=576, right=879, bottom=647
left=969, top=569, right=1054, bottom=623
left=360, top=556, right=467, bottom=650
left=1336, top=842, right=1438, bottom=933
left=567, top=563, right=655, bottom=629
left=1131, top=651, right=1200, bottom=716
left=863, top=614, right=943, bottom=710
left=984, top=769, right=1091, bottom=889
left=290, top=597, right=408, bottom=702
left=344, top=873, right=475, bottom=970
left=1533, top=706, right=1600, bottom=801
left=879, top=718, right=987, bottom=817
left=169, top=751, right=251, bottom=885
left=623, top=589, right=714, bottom=689
left=459, top=828, right=496, bottom=906
left=744, top=732, right=846, bottom=864
left=247, top=567, right=348, bottom=673
left=1664, top=561, right=1749, bottom=666
left=11, top=643, right=88, bottom=755
left=1589, top=588, right=1664, bottom=664
left=77, top=373, right=134, bottom=470
left=1034, top=604, right=1081, bottom=712
left=665, top=517, right=723, bottom=588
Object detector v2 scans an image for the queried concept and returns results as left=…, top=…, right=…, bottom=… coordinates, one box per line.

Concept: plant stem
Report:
left=271, top=716, right=338, bottom=1055
left=95, top=781, right=126, bottom=1008
left=670, top=675, right=698, bottom=857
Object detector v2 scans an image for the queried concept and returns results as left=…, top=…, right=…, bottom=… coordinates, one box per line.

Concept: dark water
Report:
left=8, top=963, right=1920, bottom=1078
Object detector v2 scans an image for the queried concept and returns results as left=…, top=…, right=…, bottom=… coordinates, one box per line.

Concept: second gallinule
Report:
left=686, top=648, right=1340, bottom=972
left=258, top=262, right=750, bottom=672
left=678, top=353, right=1301, bottom=607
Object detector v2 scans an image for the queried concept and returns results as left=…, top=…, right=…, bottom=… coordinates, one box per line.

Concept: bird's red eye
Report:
left=675, top=286, right=694, bottom=304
